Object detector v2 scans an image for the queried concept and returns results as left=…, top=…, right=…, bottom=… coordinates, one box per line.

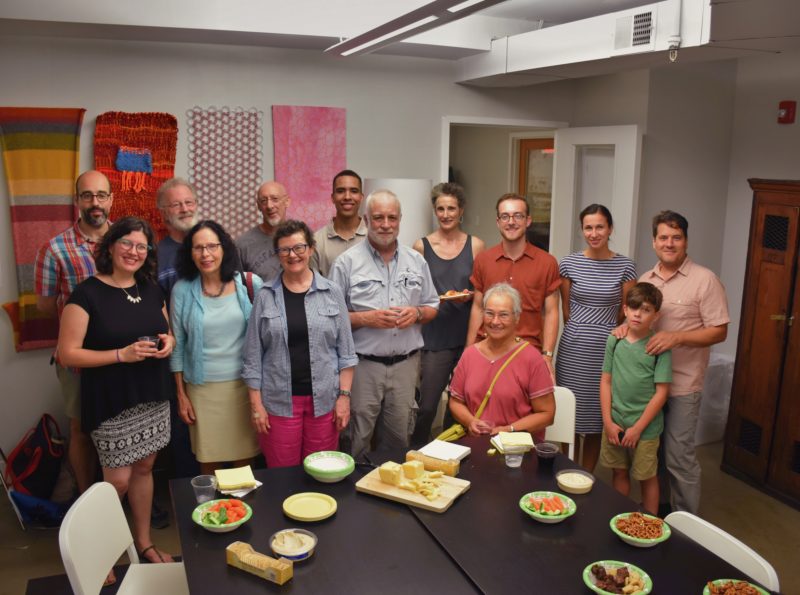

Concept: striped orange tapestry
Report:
left=0, top=107, right=85, bottom=351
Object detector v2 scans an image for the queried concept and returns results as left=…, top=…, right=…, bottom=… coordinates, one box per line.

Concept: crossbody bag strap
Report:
left=474, top=341, right=530, bottom=420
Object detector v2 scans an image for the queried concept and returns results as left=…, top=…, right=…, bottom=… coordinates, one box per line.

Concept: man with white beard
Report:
left=155, top=178, right=200, bottom=301
left=236, top=180, right=291, bottom=282
left=330, top=190, right=439, bottom=459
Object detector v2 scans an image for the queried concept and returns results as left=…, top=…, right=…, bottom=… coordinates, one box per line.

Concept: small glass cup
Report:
left=191, top=475, right=217, bottom=503
left=138, top=335, right=160, bottom=349
left=504, top=453, right=523, bottom=468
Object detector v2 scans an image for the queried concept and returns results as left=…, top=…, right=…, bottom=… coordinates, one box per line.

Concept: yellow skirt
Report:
left=186, top=379, right=259, bottom=463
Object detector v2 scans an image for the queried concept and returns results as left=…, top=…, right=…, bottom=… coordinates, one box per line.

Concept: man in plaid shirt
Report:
left=35, top=170, right=113, bottom=494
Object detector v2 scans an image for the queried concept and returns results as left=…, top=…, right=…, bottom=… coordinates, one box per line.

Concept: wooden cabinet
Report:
left=723, top=179, right=800, bottom=507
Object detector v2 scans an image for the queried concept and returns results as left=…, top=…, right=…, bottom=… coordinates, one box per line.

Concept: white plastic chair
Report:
left=665, top=511, right=780, bottom=592
left=59, top=481, right=189, bottom=595
left=544, top=386, right=576, bottom=460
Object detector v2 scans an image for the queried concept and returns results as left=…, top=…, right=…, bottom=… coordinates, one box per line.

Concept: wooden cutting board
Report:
left=355, top=468, right=470, bottom=513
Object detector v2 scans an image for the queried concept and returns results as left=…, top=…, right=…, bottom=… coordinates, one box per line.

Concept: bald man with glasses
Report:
left=236, top=181, right=291, bottom=282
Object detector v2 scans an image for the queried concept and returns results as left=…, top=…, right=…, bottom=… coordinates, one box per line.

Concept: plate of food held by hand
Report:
left=439, top=289, right=473, bottom=301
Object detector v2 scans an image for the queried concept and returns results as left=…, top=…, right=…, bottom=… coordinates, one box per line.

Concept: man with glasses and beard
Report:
left=237, top=181, right=291, bottom=282
left=466, top=193, right=561, bottom=379
left=35, top=170, right=114, bottom=495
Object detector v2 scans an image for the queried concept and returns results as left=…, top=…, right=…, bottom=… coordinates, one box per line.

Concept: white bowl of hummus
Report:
left=556, top=469, right=595, bottom=494
left=269, top=528, right=317, bottom=561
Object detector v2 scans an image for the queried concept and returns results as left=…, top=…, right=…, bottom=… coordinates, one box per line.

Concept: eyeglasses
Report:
left=192, top=243, right=222, bottom=254
left=78, top=191, right=112, bottom=203
left=166, top=200, right=197, bottom=210
left=257, top=195, right=287, bottom=206
left=117, top=239, right=151, bottom=254
left=275, top=243, right=308, bottom=257
left=483, top=310, right=513, bottom=322
left=498, top=212, right=526, bottom=223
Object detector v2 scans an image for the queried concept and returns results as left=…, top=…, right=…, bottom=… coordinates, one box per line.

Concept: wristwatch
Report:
left=338, top=389, right=351, bottom=398
left=541, top=350, right=554, bottom=358
left=416, top=307, right=423, bottom=322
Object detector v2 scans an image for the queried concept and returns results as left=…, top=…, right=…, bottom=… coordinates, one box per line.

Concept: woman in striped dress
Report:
left=555, top=204, right=636, bottom=472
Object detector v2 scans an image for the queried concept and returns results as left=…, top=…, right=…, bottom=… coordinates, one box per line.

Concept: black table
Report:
left=171, top=441, right=779, bottom=594
left=410, top=435, right=778, bottom=594
left=170, top=465, right=479, bottom=594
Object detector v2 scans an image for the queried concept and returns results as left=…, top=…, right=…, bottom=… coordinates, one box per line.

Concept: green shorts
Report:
left=56, top=363, right=81, bottom=421
left=600, top=430, right=660, bottom=481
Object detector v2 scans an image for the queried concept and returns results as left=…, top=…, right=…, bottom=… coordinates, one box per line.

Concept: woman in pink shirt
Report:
left=449, top=283, right=555, bottom=440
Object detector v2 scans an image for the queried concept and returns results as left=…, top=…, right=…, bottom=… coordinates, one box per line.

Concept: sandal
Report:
left=103, top=569, right=116, bottom=587
left=138, top=544, right=173, bottom=563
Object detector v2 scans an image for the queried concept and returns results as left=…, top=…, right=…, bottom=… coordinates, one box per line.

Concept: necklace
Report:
left=111, top=277, right=141, bottom=304
left=202, top=279, right=226, bottom=298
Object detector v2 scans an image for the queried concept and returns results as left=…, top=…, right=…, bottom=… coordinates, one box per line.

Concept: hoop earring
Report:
left=459, top=216, right=464, bottom=224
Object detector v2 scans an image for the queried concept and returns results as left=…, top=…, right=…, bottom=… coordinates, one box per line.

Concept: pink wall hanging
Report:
left=272, top=105, right=346, bottom=231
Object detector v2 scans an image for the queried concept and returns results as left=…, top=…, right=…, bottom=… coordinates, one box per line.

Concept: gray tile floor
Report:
left=2, top=442, right=798, bottom=595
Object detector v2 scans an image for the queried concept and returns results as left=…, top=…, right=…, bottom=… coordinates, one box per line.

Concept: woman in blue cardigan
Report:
left=170, top=220, right=262, bottom=474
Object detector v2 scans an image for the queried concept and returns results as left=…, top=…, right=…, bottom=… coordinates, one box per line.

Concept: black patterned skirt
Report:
left=90, top=401, right=171, bottom=468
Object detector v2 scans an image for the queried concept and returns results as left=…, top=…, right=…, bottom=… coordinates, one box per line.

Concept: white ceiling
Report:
left=0, top=0, right=797, bottom=85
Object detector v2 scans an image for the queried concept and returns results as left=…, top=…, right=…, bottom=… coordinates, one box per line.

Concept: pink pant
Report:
left=259, top=396, right=338, bottom=468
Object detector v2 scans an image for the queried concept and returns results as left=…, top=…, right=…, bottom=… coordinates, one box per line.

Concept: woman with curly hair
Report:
left=58, top=216, right=176, bottom=574
left=170, top=220, right=262, bottom=474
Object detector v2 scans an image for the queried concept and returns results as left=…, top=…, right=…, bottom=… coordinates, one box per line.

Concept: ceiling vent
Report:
left=614, top=10, right=656, bottom=52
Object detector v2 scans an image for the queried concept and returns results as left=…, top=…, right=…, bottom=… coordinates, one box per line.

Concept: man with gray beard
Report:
left=154, top=177, right=201, bottom=497
left=156, top=178, right=200, bottom=301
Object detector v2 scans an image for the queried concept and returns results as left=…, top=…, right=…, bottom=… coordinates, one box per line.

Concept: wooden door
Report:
left=768, top=234, right=800, bottom=496
left=725, top=181, right=799, bottom=481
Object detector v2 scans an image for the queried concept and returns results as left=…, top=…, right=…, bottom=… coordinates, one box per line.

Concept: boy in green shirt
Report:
left=600, top=282, right=672, bottom=514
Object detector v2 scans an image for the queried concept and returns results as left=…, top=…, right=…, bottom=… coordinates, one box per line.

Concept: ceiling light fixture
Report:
left=326, top=0, right=508, bottom=57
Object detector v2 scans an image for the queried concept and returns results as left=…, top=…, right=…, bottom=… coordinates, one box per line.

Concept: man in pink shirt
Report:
left=639, top=210, right=729, bottom=514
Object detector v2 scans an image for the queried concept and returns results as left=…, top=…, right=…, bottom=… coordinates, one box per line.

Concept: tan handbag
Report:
left=436, top=341, right=529, bottom=442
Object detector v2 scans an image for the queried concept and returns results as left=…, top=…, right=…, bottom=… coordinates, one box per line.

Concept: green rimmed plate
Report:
left=583, top=560, right=653, bottom=595
left=519, top=491, right=576, bottom=524
left=192, top=498, right=252, bottom=533
left=703, top=579, right=769, bottom=595
left=610, top=512, right=671, bottom=547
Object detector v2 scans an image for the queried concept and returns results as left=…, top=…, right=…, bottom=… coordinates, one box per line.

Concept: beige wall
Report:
left=719, top=50, right=800, bottom=356
left=0, top=35, right=576, bottom=452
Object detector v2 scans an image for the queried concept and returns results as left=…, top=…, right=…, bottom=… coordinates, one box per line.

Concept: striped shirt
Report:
left=34, top=221, right=100, bottom=319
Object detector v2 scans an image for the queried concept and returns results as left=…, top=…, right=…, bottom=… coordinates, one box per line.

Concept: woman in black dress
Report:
left=58, top=217, right=176, bottom=579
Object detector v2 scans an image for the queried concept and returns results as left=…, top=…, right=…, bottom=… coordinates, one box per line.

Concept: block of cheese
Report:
left=402, top=460, right=425, bottom=479
left=405, top=450, right=460, bottom=476
left=215, top=465, right=257, bottom=490
left=378, top=461, right=402, bottom=486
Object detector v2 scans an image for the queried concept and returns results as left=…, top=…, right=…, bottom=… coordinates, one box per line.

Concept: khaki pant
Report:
left=349, top=353, right=420, bottom=460
left=663, top=391, right=702, bottom=514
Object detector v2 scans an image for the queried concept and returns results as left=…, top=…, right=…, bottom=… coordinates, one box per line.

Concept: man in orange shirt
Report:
left=467, top=193, right=560, bottom=378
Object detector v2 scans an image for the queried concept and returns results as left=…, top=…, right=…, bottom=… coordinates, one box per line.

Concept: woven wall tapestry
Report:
left=94, top=112, right=178, bottom=239
left=272, top=105, right=346, bottom=231
left=187, top=106, right=263, bottom=238
left=0, top=107, right=85, bottom=351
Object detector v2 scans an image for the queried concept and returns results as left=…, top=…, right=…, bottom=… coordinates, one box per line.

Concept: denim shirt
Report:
left=242, top=272, right=358, bottom=417
left=170, top=272, right=263, bottom=384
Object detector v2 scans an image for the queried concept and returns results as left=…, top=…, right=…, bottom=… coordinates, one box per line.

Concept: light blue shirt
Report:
left=202, top=293, right=247, bottom=381
left=242, top=272, right=358, bottom=417
left=170, top=272, right=263, bottom=384
left=329, top=240, right=439, bottom=356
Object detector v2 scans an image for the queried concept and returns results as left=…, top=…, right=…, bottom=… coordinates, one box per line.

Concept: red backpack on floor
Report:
left=4, top=414, right=65, bottom=499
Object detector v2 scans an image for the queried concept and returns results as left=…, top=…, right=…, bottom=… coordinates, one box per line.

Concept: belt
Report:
left=357, top=349, right=419, bottom=366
